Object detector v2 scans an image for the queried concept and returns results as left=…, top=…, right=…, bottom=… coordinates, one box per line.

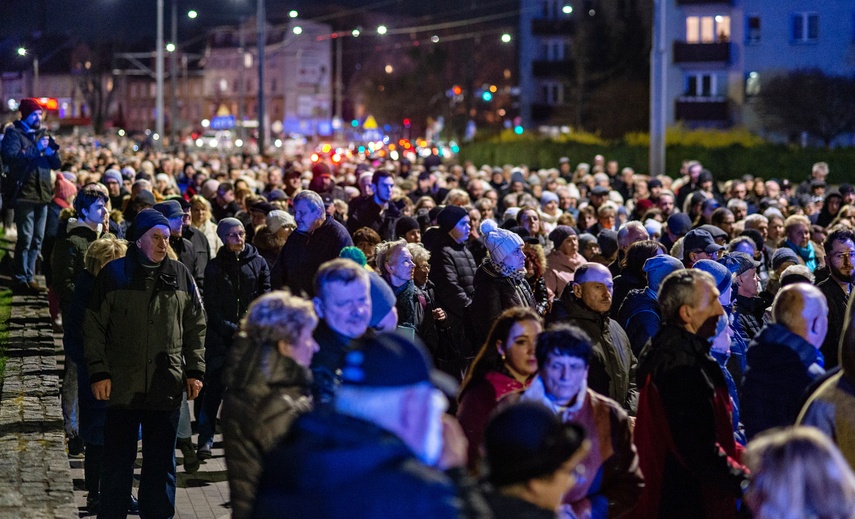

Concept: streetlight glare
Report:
left=166, top=43, right=176, bottom=53
left=501, top=33, right=511, bottom=43
left=292, top=26, right=303, bottom=35
left=377, top=25, right=388, bottom=35
left=187, top=10, right=198, bottom=19
left=17, top=47, right=27, bottom=56
left=562, top=5, right=573, bottom=14
left=431, top=35, right=439, bottom=43
left=352, top=29, right=361, bottom=37
left=289, top=10, right=298, bottom=18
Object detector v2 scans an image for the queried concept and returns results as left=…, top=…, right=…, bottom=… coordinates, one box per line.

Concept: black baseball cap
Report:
left=340, top=333, right=458, bottom=396
left=684, top=229, right=725, bottom=254
left=718, top=251, right=760, bottom=276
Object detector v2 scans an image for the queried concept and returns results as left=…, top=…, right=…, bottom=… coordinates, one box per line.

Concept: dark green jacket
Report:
left=84, top=245, right=206, bottom=410
left=51, top=218, right=100, bottom=318
left=0, top=120, right=60, bottom=204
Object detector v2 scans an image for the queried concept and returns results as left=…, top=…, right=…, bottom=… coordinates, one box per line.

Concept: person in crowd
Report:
left=84, top=209, right=206, bottom=517
left=309, top=258, right=372, bottom=404
left=632, top=269, right=749, bottom=518
left=211, top=181, right=241, bottom=221
left=760, top=247, right=800, bottom=304
left=660, top=212, right=691, bottom=253
left=457, top=307, right=542, bottom=472
left=519, top=324, right=643, bottom=518
left=611, top=240, right=665, bottom=319
left=482, top=402, right=590, bottom=519
left=544, top=225, right=587, bottom=298
left=252, top=333, right=488, bottom=518
left=64, top=236, right=129, bottom=514
left=720, top=251, right=765, bottom=345
left=522, top=239, right=551, bottom=318
left=347, top=169, right=402, bottom=240
left=741, top=284, right=827, bottom=440
left=367, top=271, right=398, bottom=332
left=429, top=205, right=478, bottom=362
left=353, top=226, right=382, bottom=269
left=221, top=291, right=318, bottom=519
left=548, top=263, right=638, bottom=414
left=609, top=221, right=649, bottom=278
left=781, top=215, right=817, bottom=272
left=152, top=200, right=205, bottom=290
left=616, top=254, right=684, bottom=356
left=197, top=218, right=271, bottom=460
left=189, top=195, right=222, bottom=255
left=471, top=220, right=536, bottom=345
left=43, top=174, right=78, bottom=328
left=176, top=197, right=210, bottom=281
left=744, top=426, right=855, bottom=519
left=271, top=190, right=353, bottom=297
left=1, top=98, right=62, bottom=294
left=799, top=295, right=855, bottom=468
left=102, top=169, right=129, bottom=212
left=395, top=216, right=422, bottom=243
left=816, top=228, right=855, bottom=369
left=682, top=228, right=725, bottom=267
left=253, top=209, right=295, bottom=268
left=578, top=233, right=600, bottom=262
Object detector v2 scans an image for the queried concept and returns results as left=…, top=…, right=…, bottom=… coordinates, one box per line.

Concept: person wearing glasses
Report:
left=816, top=228, right=855, bottom=369
left=196, top=217, right=271, bottom=461
left=518, top=324, right=643, bottom=519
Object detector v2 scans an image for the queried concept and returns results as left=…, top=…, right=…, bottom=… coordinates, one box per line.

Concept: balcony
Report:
left=675, top=98, right=728, bottom=121
left=673, top=42, right=730, bottom=63
left=532, top=60, right=573, bottom=77
left=676, top=0, right=732, bottom=4
left=531, top=19, right=575, bottom=36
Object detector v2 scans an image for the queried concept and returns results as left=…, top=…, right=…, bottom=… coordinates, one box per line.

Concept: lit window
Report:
left=686, top=15, right=730, bottom=43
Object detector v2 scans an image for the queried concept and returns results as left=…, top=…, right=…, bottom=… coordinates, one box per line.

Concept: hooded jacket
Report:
left=84, top=245, right=207, bottom=410
left=221, top=335, right=313, bottom=519
left=549, top=292, right=638, bottom=414
left=252, top=410, right=488, bottom=519
left=203, top=243, right=271, bottom=360
left=544, top=249, right=587, bottom=299
left=616, top=288, right=662, bottom=357
left=740, top=323, right=825, bottom=440
left=0, top=120, right=60, bottom=204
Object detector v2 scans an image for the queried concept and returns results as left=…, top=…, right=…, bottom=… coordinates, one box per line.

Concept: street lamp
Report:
left=377, top=25, right=387, bottom=35
left=17, top=47, right=26, bottom=56
left=166, top=42, right=176, bottom=52
left=16, top=47, right=40, bottom=95
left=562, top=5, right=573, bottom=14
left=501, top=33, right=512, bottom=43
left=288, top=10, right=298, bottom=18
left=187, top=10, right=197, bottom=19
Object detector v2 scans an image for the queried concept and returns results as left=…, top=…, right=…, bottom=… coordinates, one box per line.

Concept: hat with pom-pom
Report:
left=481, top=219, right=524, bottom=266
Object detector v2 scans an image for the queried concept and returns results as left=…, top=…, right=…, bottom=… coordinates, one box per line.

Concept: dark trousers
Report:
left=99, top=407, right=179, bottom=519
left=197, top=361, right=225, bottom=447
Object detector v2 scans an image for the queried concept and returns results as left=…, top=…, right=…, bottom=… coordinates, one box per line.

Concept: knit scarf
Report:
left=786, top=240, right=817, bottom=271
left=391, top=279, right=418, bottom=328
left=486, top=257, right=527, bottom=282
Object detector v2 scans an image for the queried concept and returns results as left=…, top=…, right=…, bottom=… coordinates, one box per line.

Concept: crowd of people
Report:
left=5, top=98, right=855, bottom=518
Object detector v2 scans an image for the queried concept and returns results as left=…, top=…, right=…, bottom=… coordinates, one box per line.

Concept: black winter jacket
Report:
left=733, top=294, right=766, bottom=346
left=741, top=323, right=826, bottom=440
left=0, top=120, right=60, bottom=204
left=550, top=292, right=638, bottom=414
left=203, top=244, right=271, bottom=360
left=817, top=277, right=850, bottom=370
left=471, top=261, right=536, bottom=345
left=346, top=195, right=402, bottom=240
left=271, top=215, right=352, bottom=297
left=616, top=288, right=662, bottom=357
left=610, top=270, right=646, bottom=320
left=171, top=234, right=205, bottom=291
left=428, top=233, right=477, bottom=322
left=183, top=225, right=210, bottom=287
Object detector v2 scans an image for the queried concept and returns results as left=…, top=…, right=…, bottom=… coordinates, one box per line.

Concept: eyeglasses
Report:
left=226, top=231, right=246, bottom=239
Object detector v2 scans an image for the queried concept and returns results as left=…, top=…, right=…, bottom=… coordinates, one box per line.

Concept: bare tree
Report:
left=756, top=69, right=855, bottom=147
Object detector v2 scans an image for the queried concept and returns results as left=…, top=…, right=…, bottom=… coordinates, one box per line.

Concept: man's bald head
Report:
left=574, top=262, right=613, bottom=285
left=617, top=221, right=650, bottom=252
left=572, top=263, right=614, bottom=314
left=773, top=284, right=829, bottom=350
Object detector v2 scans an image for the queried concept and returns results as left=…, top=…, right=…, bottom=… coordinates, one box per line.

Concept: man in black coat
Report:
left=816, top=228, right=855, bottom=368
left=347, top=169, right=403, bottom=240
left=197, top=218, right=270, bottom=459
left=270, top=190, right=353, bottom=298
left=740, top=284, right=827, bottom=440
left=0, top=99, right=61, bottom=293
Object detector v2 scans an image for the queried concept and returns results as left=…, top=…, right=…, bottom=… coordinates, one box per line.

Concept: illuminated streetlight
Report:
left=17, top=47, right=26, bottom=56
left=501, top=33, right=511, bottom=43
left=385, top=64, right=393, bottom=74
left=166, top=42, right=176, bottom=53
left=562, top=5, right=573, bottom=14
left=377, top=25, right=387, bottom=35
left=292, top=26, right=302, bottom=35
left=187, top=10, right=197, bottom=19
left=431, top=35, right=439, bottom=43
left=352, top=28, right=361, bottom=37
left=289, top=10, right=298, bottom=18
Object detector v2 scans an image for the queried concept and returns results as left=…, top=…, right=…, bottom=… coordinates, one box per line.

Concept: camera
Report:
left=47, top=135, right=60, bottom=151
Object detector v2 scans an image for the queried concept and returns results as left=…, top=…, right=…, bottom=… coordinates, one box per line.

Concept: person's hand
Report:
left=186, top=378, right=203, bottom=400
left=91, top=379, right=111, bottom=401
left=37, top=137, right=50, bottom=151
left=437, top=415, right=468, bottom=470
left=432, top=308, right=446, bottom=322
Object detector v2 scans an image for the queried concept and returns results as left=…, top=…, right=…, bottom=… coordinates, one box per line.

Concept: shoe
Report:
left=67, top=435, right=85, bottom=458
left=177, top=437, right=200, bottom=473
left=196, top=442, right=212, bottom=461
left=128, top=494, right=139, bottom=514
left=86, top=492, right=99, bottom=515
left=28, top=280, right=48, bottom=293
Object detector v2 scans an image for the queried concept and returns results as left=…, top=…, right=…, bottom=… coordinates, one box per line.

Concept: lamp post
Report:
left=170, top=0, right=178, bottom=147
left=17, top=47, right=39, bottom=95
left=257, top=0, right=267, bottom=152
left=156, top=0, right=165, bottom=148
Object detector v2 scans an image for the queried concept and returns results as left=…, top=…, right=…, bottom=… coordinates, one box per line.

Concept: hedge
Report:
left=457, top=140, right=855, bottom=184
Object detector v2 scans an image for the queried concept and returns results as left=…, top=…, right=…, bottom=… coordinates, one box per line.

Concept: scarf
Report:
left=520, top=375, right=588, bottom=423
left=391, top=279, right=418, bottom=328
left=486, top=257, right=527, bottom=282
left=786, top=240, right=817, bottom=271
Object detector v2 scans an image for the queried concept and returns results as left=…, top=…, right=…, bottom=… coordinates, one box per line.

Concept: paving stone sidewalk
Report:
left=0, top=279, right=232, bottom=518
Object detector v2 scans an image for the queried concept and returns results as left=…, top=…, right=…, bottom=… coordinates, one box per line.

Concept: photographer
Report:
left=0, top=98, right=61, bottom=294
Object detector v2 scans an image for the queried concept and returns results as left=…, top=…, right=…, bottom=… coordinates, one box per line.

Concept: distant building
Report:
left=654, top=0, right=855, bottom=129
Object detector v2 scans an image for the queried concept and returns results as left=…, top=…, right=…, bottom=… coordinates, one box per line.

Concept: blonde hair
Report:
left=745, top=426, right=855, bottom=519
left=84, top=235, right=128, bottom=275
left=240, top=291, right=318, bottom=346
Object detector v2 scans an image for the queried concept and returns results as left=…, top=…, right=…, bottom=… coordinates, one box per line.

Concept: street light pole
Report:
left=156, top=0, right=165, bottom=148
left=171, top=0, right=178, bottom=147
left=257, top=0, right=267, bottom=152
left=33, top=56, right=39, bottom=95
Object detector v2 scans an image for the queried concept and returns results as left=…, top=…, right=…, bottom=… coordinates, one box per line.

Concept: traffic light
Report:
left=403, top=118, right=411, bottom=128
left=452, top=85, right=462, bottom=96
